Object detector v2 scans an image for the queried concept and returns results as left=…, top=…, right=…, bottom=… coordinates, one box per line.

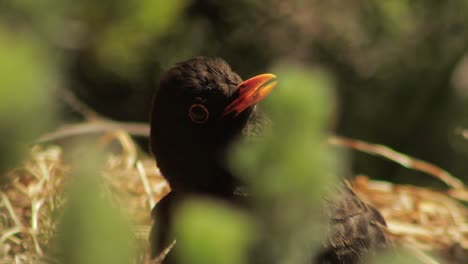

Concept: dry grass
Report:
left=0, top=130, right=467, bottom=263
left=353, top=176, right=467, bottom=263
left=0, top=131, right=168, bottom=263
left=329, top=135, right=468, bottom=263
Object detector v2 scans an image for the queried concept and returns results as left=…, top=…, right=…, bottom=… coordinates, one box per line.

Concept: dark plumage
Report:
left=149, top=56, right=389, bottom=263
left=150, top=57, right=247, bottom=196
left=149, top=57, right=261, bottom=261
left=315, top=184, right=389, bottom=263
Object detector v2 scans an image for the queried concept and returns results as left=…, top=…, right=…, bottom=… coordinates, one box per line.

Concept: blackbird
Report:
left=149, top=56, right=389, bottom=263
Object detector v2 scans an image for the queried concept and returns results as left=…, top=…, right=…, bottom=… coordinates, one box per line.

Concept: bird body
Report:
left=149, top=56, right=388, bottom=263
left=149, top=57, right=264, bottom=260
left=316, top=184, right=388, bottom=263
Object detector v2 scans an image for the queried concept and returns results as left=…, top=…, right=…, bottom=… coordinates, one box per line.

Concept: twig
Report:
left=0, top=227, right=22, bottom=244
left=1, top=193, right=23, bottom=228
left=116, top=131, right=138, bottom=169
left=328, top=135, right=465, bottom=189
left=31, top=199, right=44, bottom=232
left=59, top=89, right=103, bottom=121
left=30, top=229, right=44, bottom=256
left=36, top=122, right=150, bottom=143
left=154, top=240, right=176, bottom=264
left=137, top=161, right=156, bottom=209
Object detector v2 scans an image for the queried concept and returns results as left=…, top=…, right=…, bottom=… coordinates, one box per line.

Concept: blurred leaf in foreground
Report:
left=96, top=0, right=188, bottom=77
left=0, top=27, right=57, bottom=178
left=52, top=143, right=135, bottom=264
left=173, top=197, right=254, bottom=264
left=231, top=63, right=342, bottom=263
left=367, top=248, right=423, bottom=264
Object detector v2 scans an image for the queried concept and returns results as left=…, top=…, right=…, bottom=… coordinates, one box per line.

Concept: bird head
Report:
left=150, top=56, right=277, bottom=193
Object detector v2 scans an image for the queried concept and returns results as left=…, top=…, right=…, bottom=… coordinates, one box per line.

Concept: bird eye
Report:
left=189, top=104, right=209, bottom=124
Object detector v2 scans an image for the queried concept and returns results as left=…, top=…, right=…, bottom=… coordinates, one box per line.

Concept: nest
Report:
left=0, top=132, right=168, bottom=263
left=353, top=176, right=467, bottom=263
left=330, top=136, right=468, bottom=263
left=0, top=130, right=467, bottom=263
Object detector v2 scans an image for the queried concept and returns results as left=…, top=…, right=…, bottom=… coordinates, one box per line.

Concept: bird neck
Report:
left=150, top=105, right=258, bottom=197
left=150, top=119, right=243, bottom=196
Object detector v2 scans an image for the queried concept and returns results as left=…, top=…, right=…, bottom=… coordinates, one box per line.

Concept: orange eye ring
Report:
left=189, top=104, right=209, bottom=124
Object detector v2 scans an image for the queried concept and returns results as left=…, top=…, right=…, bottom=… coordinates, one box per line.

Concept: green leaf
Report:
left=53, top=146, right=135, bottom=264
left=173, top=197, right=254, bottom=264
left=0, top=27, right=57, bottom=176
left=230, top=63, right=343, bottom=263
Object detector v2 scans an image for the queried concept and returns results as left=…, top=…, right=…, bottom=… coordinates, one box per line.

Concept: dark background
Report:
left=3, top=0, right=468, bottom=186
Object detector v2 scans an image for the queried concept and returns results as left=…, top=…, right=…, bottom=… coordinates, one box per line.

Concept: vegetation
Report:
left=0, top=1, right=467, bottom=263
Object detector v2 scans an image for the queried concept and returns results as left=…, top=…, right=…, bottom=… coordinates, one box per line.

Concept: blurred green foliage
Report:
left=53, top=145, right=135, bottom=264
left=45, top=0, right=468, bottom=187
left=367, top=249, right=421, bottom=264
left=230, top=65, right=341, bottom=263
left=95, top=0, right=188, bottom=77
left=0, top=0, right=466, bottom=263
left=233, top=66, right=337, bottom=199
left=0, top=26, right=57, bottom=177
left=174, top=198, right=253, bottom=264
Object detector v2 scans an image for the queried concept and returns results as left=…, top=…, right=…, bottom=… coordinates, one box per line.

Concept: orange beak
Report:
left=223, top=73, right=277, bottom=117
